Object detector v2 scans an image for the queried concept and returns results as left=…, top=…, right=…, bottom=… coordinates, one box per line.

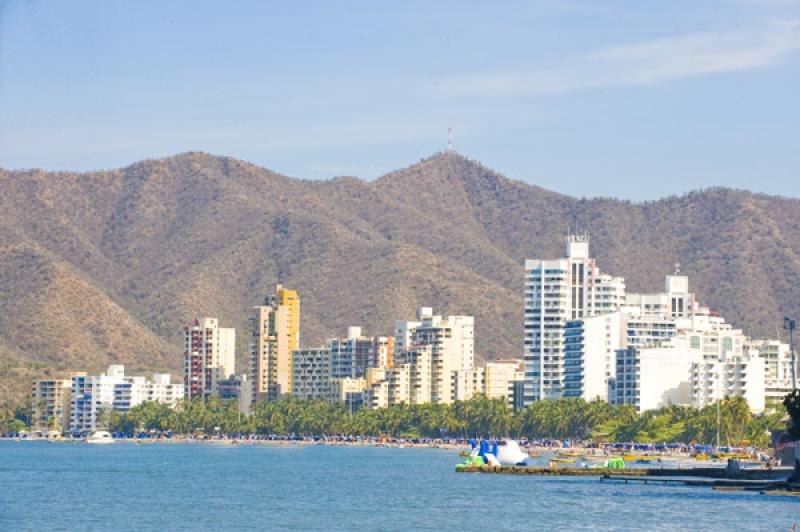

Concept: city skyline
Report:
left=27, top=234, right=797, bottom=436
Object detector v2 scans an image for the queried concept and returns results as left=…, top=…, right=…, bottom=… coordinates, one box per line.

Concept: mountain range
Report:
left=2, top=151, right=799, bottom=404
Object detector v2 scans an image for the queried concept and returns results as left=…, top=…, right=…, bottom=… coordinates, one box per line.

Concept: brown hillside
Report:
left=1, top=151, right=799, bottom=403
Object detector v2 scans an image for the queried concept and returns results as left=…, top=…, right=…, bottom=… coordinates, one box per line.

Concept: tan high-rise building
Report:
left=32, top=374, right=84, bottom=432
left=249, top=284, right=300, bottom=402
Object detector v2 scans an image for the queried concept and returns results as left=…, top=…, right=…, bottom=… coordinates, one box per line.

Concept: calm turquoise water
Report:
left=1, top=441, right=797, bottom=531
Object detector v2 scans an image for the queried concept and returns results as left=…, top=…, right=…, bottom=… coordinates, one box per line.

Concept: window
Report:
left=723, top=337, right=733, bottom=353
left=691, top=336, right=701, bottom=349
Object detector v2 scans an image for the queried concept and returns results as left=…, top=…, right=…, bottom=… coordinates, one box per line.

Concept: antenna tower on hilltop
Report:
left=447, top=127, right=454, bottom=153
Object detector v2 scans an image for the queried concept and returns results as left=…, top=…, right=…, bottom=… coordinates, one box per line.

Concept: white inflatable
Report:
left=471, top=439, right=530, bottom=466
left=498, top=440, right=529, bottom=465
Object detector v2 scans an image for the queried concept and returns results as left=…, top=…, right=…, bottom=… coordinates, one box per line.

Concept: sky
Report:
left=0, top=0, right=798, bottom=200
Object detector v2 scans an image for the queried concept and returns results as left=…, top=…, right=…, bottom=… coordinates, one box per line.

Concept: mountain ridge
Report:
left=1, top=150, right=799, bottom=404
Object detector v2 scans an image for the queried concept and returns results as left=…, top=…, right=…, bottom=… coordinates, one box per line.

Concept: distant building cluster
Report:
left=524, top=235, right=796, bottom=413
left=32, top=365, right=183, bottom=434
left=31, top=235, right=796, bottom=432
left=181, top=285, right=523, bottom=418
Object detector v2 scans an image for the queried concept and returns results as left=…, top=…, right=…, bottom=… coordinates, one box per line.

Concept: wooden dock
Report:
left=599, top=475, right=781, bottom=489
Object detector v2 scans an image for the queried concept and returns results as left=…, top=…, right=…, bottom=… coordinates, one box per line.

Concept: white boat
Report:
left=86, top=431, right=114, bottom=445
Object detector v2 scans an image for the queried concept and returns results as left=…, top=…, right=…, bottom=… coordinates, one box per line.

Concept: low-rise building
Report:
left=750, top=339, right=795, bottom=410
left=691, top=351, right=766, bottom=413
left=330, top=378, right=366, bottom=412
left=217, top=374, right=254, bottom=415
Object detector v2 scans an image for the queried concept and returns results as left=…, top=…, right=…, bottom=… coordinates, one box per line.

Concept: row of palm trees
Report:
left=101, top=395, right=787, bottom=448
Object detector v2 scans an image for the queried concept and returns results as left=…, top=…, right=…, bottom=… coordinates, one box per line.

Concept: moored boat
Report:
left=86, top=431, right=114, bottom=445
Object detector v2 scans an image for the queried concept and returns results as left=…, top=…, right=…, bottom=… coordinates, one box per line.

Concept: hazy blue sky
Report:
left=1, top=1, right=798, bottom=199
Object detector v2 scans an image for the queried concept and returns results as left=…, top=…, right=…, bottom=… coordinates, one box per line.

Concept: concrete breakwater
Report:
left=455, top=465, right=649, bottom=476
left=456, top=464, right=794, bottom=480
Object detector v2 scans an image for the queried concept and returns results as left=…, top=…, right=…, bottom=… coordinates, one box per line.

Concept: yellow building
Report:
left=31, top=373, right=85, bottom=432
left=249, top=284, right=300, bottom=402
left=275, top=284, right=300, bottom=353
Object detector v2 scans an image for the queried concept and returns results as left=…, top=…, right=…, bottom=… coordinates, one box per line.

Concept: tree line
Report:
left=2, top=395, right=789, bottom=448
left=110, top=395, right=787, bottom=448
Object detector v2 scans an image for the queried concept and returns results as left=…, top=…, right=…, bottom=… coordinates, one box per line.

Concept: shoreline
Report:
left=0, top=436, right=772, bottom=458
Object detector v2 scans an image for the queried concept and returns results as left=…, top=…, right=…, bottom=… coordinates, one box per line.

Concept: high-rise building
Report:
left=563, top=313, right=624, bottom=401
left=249, top=285, right=300, bottom=402
left=394, top=307, right=474, bottom=405
left=365, top=308, right=476, bottom=407
left=524, top=237, right=783, bottom=413
left=524, top=235, right=625, bottom=403
left=291, top=347, right=331, bottom=400
left=329, top=326, right=394, bottom=379
left=31, top=374, right=84, bottom=432
left=183, top=317, right=236, bottom=400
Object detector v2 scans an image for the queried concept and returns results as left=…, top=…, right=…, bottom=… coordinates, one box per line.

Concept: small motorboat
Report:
left=86, top=431, right=114, bottom=445
left=558, top=451, right=582, bottom=458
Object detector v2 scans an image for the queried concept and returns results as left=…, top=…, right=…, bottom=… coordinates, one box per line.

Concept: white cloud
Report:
left=439, top=20, right=800, bottom=95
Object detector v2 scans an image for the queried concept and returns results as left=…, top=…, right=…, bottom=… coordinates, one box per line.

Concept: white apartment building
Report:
left=612, top=343, right=702, bottom=412
left=329, top=326, right=393, bottom=380
left=183, top=317, right=236, bottom=400
left=70, top=365, right=183, bottom=433
left=147, top=373, right=185, bottom=404
left=524, top=235, right=625, bottom=404
left=291, top=347, right=331, bottom=400
left=392, top=307, right=474, bottom=405
left=691, top=351, right=766, bottom=413
left=563, top=312, right=624, bottom=401
left=524, top=238, right=783, bottom=413
left=749, top=339, right=795, bottom=409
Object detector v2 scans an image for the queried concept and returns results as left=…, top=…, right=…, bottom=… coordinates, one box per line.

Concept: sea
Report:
left=0, top=441, right=797, bottom=531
